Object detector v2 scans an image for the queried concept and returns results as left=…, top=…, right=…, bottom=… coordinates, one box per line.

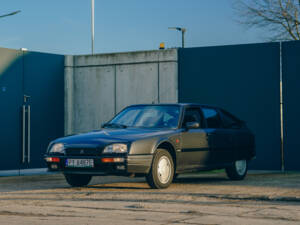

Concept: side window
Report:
left=182, top=108, right=203, bottom=128
left=220, top=110, right=241, bottom=129
left=202, top=108, right=222, bottom=128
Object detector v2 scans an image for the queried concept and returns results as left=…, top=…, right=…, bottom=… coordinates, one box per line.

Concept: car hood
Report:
left=54, top=128, right=177, bottom=147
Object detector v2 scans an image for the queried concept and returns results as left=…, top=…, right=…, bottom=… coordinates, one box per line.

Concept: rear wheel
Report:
left=64, top=174, right=92, bottom=187
left=225, top=160, right=248, bottom=180
left=146, top=149, right=174, bottom=189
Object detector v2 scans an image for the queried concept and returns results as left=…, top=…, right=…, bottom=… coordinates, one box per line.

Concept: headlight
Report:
left=103, top=144, right=127, bottom=153
left=49, top=143, right=65, bottom=154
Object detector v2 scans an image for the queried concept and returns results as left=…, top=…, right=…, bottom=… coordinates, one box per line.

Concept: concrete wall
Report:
left=65, top=49, right=178, bottom=135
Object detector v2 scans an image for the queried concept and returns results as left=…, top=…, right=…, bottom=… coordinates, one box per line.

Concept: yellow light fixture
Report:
left=159, top=42, right=165, bottom=50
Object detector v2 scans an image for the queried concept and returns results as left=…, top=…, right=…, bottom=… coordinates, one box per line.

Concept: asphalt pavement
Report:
left=0, top=171, right=299, bottom=225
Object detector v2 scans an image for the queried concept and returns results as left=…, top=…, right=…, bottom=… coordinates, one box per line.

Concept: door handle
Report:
left=27, top=105, right=31, bottom=163
left=24, top=95, right=31, bottom=103
left=22, top=105, right=26, bottom=163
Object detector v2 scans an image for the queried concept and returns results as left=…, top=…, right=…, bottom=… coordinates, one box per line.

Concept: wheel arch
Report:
left=153, top=140, right=177, bottom=172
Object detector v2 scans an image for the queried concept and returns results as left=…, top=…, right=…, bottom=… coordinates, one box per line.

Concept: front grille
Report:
left=65, top=147, right=100, bottom=156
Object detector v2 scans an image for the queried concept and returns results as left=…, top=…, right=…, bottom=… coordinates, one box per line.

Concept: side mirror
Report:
left=186, top=121, right=200, bottom=129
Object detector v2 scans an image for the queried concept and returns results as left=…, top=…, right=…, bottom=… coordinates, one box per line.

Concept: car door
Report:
left=219, top=109, right=254, bottom=161
left=178, top=107, right=212, bottom=171
left=201, top=107, right=235, bottom=166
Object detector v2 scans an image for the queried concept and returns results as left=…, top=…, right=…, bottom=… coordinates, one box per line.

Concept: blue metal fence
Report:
left=0, top=47, right=64, bottom=172
left=178, top=43, right=282, bottom=170
left=282, top=41, right=300, bottom=170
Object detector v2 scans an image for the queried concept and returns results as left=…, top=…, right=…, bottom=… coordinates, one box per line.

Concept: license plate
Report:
left=66, top=159, right=94, bottom=168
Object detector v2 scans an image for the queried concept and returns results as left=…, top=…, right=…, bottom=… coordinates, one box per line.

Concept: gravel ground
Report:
left=0, top=171, right=299, bottom=225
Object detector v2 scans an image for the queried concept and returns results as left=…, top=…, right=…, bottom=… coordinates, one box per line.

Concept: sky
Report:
left=0, top=0, right=264, bottom=55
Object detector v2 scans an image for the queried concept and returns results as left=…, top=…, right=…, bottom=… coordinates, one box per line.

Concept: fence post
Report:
left=280, top=42, right=285, bottom=171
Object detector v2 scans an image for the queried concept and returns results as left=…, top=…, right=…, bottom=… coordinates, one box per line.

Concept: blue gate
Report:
left=282, top=41, right=300, bottom=171
left=178, top=43, right=281, bottom=170
left=0, top=47, right=64, bottom=174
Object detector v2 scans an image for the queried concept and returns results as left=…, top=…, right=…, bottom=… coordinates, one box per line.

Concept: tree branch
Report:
left=233, top=0, right=300, bottom=40
left=279, top=0, right=298, bottom=39
left=295, top=8, right=300, bottom=38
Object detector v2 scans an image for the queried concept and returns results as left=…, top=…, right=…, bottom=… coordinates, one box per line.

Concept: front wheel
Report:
left=146, top=149, right=174, bottom=189
left=64, top=174, right=92, bottom=187
left=225, top=160, right=248, bottom=180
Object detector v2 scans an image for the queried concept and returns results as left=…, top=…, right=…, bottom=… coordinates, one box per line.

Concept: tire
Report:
left=146, top=149, right=174, bottom=189
left=225, top=160, right=248, bottom=180
left=64, top=174, right=92, bottom=187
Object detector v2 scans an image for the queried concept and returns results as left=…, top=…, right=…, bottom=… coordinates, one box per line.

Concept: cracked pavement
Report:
left=0, top=171, right=299, bottom=225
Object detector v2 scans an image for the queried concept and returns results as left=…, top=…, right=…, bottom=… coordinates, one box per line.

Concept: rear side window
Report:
left=202, top=108, right=222, bottom=128
left=220, top=110, right=242, bottom=129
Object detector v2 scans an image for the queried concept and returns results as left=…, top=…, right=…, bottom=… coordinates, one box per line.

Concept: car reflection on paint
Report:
left=45, top=104, right=255, bottom=189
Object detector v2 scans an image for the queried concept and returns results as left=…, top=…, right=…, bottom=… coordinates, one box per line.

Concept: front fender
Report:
left=128, top=138, right=159, bottom=155
left=150, top=137, right=178, bottom=154
left=128, top=132, right=181, bottom=155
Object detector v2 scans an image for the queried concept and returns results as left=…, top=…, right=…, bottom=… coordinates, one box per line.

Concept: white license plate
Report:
left=66, top=159, right=94, bottom=168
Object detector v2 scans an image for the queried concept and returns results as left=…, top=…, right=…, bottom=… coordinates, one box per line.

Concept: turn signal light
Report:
left=101, top=158, right=124, bottom=163
left=101, top=158, right=114, bottom=163
left=45, top=157, right=60, bottom=163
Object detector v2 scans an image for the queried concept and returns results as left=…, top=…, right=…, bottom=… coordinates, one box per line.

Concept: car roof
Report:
left=127, top=103, right=221, bottom=109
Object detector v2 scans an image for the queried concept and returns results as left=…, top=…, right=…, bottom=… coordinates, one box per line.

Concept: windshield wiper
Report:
left=102, top=123, right=127, bottom=129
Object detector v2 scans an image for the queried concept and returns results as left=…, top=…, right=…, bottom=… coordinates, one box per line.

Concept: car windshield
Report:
left=106, top=105, right=180, bottom=129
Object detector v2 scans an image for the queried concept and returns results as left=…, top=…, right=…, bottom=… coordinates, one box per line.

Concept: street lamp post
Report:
left=168, top=27, right=186, bottom=48
left=91, top=0, right=95, bottom=54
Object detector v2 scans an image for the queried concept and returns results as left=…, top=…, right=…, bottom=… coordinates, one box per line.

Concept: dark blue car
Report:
left=45, top=104, right=255, bottom=189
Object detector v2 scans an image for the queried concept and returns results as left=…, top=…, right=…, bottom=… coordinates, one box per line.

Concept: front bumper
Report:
left=44, top=154, right=153, bottom=175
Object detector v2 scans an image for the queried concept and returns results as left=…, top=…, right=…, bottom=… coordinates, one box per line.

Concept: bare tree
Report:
left=0, top=10, right=21, bottom=19
left=233, top=0, right=300, bottom=41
